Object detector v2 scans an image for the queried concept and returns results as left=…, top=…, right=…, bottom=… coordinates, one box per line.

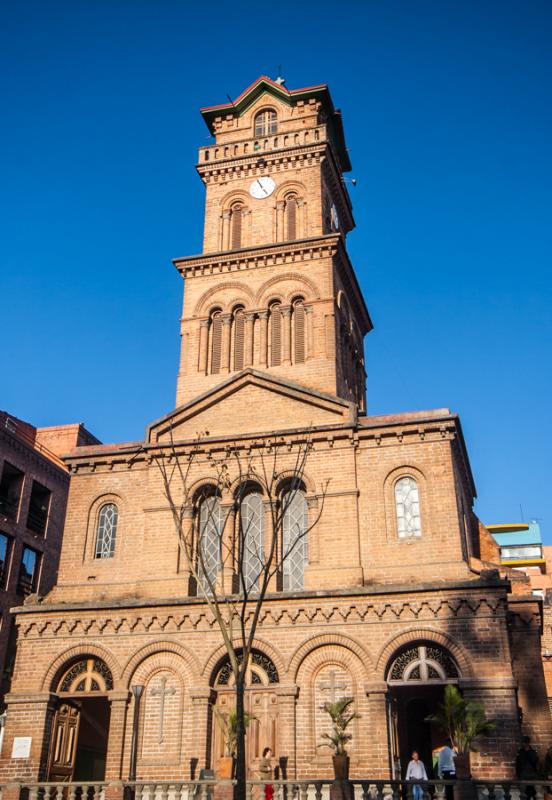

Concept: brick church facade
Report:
left=1, top=76, right=550, bottom=785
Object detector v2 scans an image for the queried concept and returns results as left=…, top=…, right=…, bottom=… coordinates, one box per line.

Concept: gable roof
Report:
left=147, top=368, right=357, bottom=443
left=200, top=75, right=351, bottom=173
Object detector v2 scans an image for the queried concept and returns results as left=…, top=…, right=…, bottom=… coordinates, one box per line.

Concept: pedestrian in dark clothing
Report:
left=516, top=736, right=539, bottom=799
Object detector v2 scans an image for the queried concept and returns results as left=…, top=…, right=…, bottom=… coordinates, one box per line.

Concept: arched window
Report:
left=388, top=644, right=459, bottom=684
left=230, top=203, right=243, bottom=249
left=285, top=193, right=298, bottom=241
left=238, top=489, right=264, bottom=593
left=95, top=503, right=118, bottom=558
left=292, top=299, right=306, bottom=364
left=268, top=302, right=282, bottom=366
left=197, top=491, right=222, bottom=594
left=58, top=657, right=114, bottom=693
left=254, top=109, right=277, bottom=137
left=232, top=307, right=245, bottom=372
left=209, top=310, right=223, bottom=374
left=395, top=476, right=422, bottom=538
left=282, top=484, right=308, bottom=591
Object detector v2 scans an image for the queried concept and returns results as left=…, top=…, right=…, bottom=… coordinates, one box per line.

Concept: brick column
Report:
left=245, top=314, right=255, bottom=367
left=364, top=682, right=392, bottom=779
left=198, top=320, right=210, bottom=374
left=305, top=306, right=313, bottom=360
left=297, top=199, right=306, bottom=239
left=222, top=211, right=231, bottom=250
left=281, top=306, right=292, bottom=365
left=276, top=684, right=299, bottom=778
left=459, top=677, right=520, bottom=779
left=275, top=201, right=285, bottom=242
left=105, top=691, right=130, bottom=781
left=0, top=692, right=57, bottom=783
left=190, top=687, right=214, bottom=775
left=221, top=314, right=232, bottom=374
left=258, top=312, right=268, bottom=367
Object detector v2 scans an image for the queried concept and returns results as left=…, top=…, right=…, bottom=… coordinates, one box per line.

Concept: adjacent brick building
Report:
left=1, top=76, right=550, bottom=786
left=0, top=413, right=99, bottom=707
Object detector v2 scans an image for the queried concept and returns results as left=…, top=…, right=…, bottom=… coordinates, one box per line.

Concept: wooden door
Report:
left=47, top=701, right=81, bottom=782
left=212, top=689, right=279, bottom=777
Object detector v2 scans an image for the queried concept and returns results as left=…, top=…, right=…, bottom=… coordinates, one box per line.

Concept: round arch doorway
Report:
left=386, top=643, right=460, bottom=780
left=210, top=650, right=280, bottom=778
left=47, top=657, right=114, bottom=782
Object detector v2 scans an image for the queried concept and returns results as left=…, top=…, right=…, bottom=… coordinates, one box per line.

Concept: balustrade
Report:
left=10, top=779, right=552, bottom=800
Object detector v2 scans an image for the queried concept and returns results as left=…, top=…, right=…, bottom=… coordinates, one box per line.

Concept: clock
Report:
left=249, top=176, right=276, bottom=199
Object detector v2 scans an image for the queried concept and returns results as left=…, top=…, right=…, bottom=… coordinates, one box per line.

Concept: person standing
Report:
left=516, top=736, right=539, bottom=799
left=406, top=751, right=428, bottom=800
left=259, top=747, right=274, bottom=800
left=438, top=739, right=457, bottom=800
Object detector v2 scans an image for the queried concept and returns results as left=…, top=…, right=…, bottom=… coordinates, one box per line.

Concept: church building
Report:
left=1, top=76, right=550, bottom=786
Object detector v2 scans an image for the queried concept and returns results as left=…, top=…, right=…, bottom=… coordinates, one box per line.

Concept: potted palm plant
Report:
left=319, top=697, right=359, bottom=780
left=213, top=708, right=256, bottom=779
left=426, top=685, right=495, bottom=779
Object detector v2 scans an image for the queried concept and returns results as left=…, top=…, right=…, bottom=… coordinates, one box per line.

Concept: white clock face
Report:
left=249, top=176, right=276, bottom=199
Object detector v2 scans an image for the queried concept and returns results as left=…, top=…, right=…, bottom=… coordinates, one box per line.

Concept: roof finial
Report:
left=275, top=66, right=285, bottom=86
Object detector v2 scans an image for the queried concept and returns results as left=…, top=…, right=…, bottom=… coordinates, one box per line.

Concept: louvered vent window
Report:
left=209, top=312, right=223, bottom=374
left=293, top=300, right=306, bottom=363
left=233, top=308, right=245, bottom=371
left=231, top=204, right=243, bottom=249
left=269, top=303, right=282, bottom=367
left=285, top=195, right=298, bottom=241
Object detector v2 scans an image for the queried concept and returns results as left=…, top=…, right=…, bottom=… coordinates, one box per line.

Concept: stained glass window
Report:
left=58, top=657, right=114, bottom=692
left=95, top=503, right=118, bottom=558
left=389, top=644, right=459, bottom=683
left=216, top=650, right=279, bottom=686
left=395, top=477, right=422, bottom=538
left=282, top=486, right=308, bottom=591
left=240, top=491, right=264, bottom=593
left=198, top=494, right=222, bottom=595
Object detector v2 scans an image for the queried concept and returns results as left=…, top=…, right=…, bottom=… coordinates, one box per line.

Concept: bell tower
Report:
left=173, top=76, right=372, bottom=410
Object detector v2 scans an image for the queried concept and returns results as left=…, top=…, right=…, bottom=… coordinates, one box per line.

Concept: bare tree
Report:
left=154, top=431, right=326, bottom=800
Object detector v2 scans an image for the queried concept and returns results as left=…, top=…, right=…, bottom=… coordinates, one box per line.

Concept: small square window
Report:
left=0, top=462, right=24, bottom=521
left=18, top=546, right=40, bottom=595
left=26, top=481, right=51, bottom=535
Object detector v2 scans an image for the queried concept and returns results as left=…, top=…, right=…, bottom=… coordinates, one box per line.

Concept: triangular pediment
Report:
left=147, top=369, right=356, bottom=443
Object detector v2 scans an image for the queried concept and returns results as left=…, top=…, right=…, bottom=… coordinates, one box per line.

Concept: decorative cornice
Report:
left=197, top=143, right=326, bottom=184
left=173, top=234, right=341, bottom=277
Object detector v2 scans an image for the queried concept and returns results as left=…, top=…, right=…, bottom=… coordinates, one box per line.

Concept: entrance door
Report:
left=211, top=650, right=280, bottom=777
left=49, top=656, right=114, bottom=782
left=48, top=702, right=81, bottom=782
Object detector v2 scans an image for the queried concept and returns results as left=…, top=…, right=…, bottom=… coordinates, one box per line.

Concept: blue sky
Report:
left=1, top=1, right=551, bottom=537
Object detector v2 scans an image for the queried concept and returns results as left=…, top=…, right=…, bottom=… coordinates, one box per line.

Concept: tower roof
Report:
left=200, top=75, right=352, bottom=172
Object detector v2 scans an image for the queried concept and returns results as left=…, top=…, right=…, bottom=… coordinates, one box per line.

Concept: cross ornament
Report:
left=320, top=670, right=347, bottom=703
left=150, top=676, right=176, bottom=743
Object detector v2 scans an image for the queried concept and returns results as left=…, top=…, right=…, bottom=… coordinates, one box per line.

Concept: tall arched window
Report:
left=209, top=310, right=223, bottom=374
left=284, top=193, right=298, bottom=241
left=282, top=484, right=308, bottom=590
left=395, top=476, right=422, bottom=538
left=197, top=491, right=222, bottom=593
left=239, top=489, right=264, bottom=593
left=269, top=302, right=282, bottom=366
left=230, top=203, right=243, bottom=249
left=292, top=299, right=306, bottom=364
left=232, top=307, right=245, bottom=371
left=95, top=503, right=118, bottom=558
left=254, top=109, right=277, bottom=137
